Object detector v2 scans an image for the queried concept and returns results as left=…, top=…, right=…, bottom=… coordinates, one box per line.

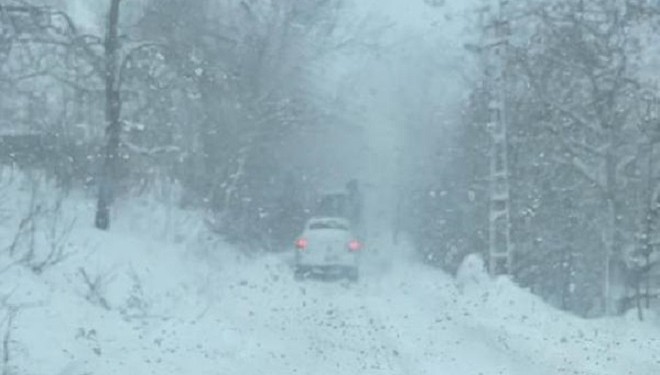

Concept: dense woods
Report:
left=411, top=0, right=660, bottom=318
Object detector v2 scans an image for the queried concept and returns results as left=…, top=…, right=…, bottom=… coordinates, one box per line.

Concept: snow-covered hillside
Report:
left=0, top=176, right=658, bottom=375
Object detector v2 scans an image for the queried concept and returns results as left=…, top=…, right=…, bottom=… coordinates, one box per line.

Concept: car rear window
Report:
left=309, top=221, right=348, bottom=230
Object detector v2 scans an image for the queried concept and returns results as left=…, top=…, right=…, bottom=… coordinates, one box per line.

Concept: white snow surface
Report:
left=0, top=176, right=658, bottom=375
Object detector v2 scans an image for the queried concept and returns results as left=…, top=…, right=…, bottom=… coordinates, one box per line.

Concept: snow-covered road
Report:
left=182, top=240, right=557, bottom=375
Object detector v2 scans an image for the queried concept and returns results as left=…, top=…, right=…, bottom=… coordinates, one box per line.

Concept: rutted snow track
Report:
left=210, top=254, right=420, bottom=375
left=192, top=241, right=553, bottom=375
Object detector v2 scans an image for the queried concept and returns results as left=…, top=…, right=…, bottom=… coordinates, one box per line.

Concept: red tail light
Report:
left=348, top=240, right=362, bottom=252
left=295, top=238, right=308, bottom=250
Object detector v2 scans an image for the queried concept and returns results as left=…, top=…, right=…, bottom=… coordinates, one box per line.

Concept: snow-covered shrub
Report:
left=456, top=253, right=489, bottom=290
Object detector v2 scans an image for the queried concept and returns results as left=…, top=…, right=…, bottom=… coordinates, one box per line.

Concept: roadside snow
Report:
left=0, top=177, right=657, bottom=375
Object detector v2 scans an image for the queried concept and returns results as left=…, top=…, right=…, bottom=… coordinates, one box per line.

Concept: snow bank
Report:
left=451, top=256, right=660, bottom=375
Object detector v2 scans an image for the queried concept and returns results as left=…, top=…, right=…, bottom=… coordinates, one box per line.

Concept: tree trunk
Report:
left=95, top=0, right=122, bottom=230
left=645, top=252, right=652, bottom=309
left=603, top=138, right=619, bottom=315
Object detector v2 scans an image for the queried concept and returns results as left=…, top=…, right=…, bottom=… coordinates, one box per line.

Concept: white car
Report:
left=293, top=217, right=362, bottom=281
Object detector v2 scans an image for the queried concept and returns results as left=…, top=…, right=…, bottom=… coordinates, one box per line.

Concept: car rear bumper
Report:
left=296, top=264, right=356, bottom=273
left=294, top=263, right=359, bottom=281
left=295, top=251, right=357, bottom=268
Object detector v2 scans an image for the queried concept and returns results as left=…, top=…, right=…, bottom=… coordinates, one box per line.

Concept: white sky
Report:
left=352, top=0, right=477, bottom=38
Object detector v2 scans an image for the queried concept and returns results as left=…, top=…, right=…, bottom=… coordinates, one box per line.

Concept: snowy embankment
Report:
left=0, top=174, right=658, bottom=375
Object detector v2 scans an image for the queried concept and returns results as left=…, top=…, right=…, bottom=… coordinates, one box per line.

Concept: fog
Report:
left=1, top=0, right=659, bottom=374
left=287, top=0, right=475, bottom=234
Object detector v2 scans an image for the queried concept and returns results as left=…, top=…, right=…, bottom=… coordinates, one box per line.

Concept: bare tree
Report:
left=94, top=0, right=121, bottom=230
left=78, top=267, right=112, bottom=310
left=5, top=173, right=74, bottom=274
left=2, top=1, right=166, bottom=230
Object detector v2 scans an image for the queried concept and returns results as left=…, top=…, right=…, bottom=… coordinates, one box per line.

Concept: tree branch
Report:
left=117, top=42, right=166, bottom=91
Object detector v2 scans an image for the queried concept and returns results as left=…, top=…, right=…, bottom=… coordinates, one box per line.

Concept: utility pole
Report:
left=482, top=0, right=512, bottom=276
